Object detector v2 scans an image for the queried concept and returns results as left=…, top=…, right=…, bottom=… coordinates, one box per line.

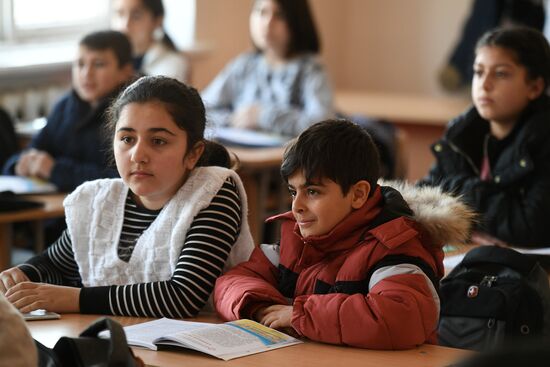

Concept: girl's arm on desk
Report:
left=14, top=179, right=241, bottom=317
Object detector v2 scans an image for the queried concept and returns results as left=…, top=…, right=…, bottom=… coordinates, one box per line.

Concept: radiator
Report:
left=0, top=85, right=68, bottom=122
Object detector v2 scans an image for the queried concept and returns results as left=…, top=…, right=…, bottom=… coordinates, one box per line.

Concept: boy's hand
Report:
left=255, top=304, right=293, bottom=329
left=15, top=149, right=55, bottom=179
left=0, top=267, right=30, bottom=294
left=5, top=282, right=80, bottom=313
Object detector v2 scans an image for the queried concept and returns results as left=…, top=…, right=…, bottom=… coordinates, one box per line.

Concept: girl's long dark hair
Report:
left=105, top=76, right=231, bottom=168
left=141, top=0, right=177, bottom=51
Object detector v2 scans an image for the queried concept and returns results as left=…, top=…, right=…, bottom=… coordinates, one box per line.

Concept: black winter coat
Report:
left=418, top=96, right=550, bottom=247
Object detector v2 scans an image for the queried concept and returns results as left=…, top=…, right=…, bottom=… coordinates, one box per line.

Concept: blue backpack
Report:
left=438, top=245, right=550, bottom=350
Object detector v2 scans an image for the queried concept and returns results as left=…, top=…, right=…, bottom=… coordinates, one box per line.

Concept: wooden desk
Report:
left=0, top=194, right=65, bottom=270
left=229, top=146, right=286, bottom=245
left=29, top=314, right=470, bottom=367
left=335, top=90, right=471, bottom=181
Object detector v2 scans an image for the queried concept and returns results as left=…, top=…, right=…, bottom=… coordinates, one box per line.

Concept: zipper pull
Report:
left=480, top=275, right=498, bottom=287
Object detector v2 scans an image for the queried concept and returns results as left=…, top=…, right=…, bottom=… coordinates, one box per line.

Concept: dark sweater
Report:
left=3, top=89, right=119, bottom=192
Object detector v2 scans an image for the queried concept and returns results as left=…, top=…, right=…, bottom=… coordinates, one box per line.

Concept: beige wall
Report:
left=193, top=0, right=472, bottom=96
left=193, top=0, right=254, bottom=89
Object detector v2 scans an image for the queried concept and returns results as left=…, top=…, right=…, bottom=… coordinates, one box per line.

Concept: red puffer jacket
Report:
left=214, top=184, right=473, bottom=349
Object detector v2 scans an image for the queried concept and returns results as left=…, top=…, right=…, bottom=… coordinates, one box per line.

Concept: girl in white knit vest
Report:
left=0, top=76, right=254, bottom=318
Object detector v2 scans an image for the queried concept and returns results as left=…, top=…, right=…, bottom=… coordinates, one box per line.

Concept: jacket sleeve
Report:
left=214, top=247, right=288, bottom=321
left=256, top=61, right=334, bottom=136
left=291, top=272, right=439, bottom=349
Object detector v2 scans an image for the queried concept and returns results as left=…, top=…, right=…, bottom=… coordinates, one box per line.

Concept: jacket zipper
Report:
left=447, top=140, right=481, bottom=176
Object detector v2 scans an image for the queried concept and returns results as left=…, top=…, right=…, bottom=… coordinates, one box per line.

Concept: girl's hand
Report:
left=0, top=267, right=30, bottom=294
left=255, top=304, right=293, bottom=329
left=5, top=282, right=80, bottom=313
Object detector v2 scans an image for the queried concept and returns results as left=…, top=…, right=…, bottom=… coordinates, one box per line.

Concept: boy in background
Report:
left=3, top=30, right=134, bottom=192
left=2, top=30, right=134, bottom=245
left=214, top=119, right=474, bottom=349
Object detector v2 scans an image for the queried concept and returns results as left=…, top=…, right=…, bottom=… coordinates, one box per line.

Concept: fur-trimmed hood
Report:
left=380, top=180, right=476, bottom=246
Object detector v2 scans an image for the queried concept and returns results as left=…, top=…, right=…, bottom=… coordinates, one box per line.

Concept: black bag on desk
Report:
left=438, top=245, right=550, bottom=351
left=0, top=191, right=43, bottom=212
left=36, top=317, right=143, bottom=367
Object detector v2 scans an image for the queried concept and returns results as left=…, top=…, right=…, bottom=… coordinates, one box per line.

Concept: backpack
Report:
left=438, top=245, right=550, bottom=350
left=36, top=317, right=144, bottom=367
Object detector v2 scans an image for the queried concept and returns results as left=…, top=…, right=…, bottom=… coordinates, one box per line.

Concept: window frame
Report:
left=0, top=0, right=199, bottom=87
left=0, top=0, right=111, bottom=44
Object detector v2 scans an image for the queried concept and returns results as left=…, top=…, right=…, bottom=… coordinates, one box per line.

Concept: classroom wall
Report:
left=337, top=0, right=472, bottom=95
left=1, top=0, right=473, bottom=120
left=193, top=0, right=473, bottom=96
left=192, top=0, right=254, bottom=89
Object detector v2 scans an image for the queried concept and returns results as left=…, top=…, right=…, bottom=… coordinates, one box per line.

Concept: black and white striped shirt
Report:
left=20, top=177, right=242, bottom=318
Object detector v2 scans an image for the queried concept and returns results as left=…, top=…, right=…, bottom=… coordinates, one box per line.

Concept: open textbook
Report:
left=120, top=318, right=302, bottom=361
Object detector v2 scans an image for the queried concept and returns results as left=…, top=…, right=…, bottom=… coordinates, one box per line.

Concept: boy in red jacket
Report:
left=214, top=119, right=473, bottom=349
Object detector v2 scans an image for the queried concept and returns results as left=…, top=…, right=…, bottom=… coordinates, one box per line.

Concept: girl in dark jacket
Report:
left=419, top=26, right=550, bottom=247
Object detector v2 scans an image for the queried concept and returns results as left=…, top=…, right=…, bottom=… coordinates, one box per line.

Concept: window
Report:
left=0, top=0, right=197, bottom=84
left=163, top=0, right=196, bottom=49
left=1, top=0, right=110, bottom=43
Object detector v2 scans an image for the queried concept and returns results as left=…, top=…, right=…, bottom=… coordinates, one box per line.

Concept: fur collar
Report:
left=380, top=180, right=476, bottom=245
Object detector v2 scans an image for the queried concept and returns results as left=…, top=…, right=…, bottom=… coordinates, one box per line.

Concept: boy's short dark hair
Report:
left=79, top=30, right=132, bottom=68
left=281, top=119, right=380, bottom=195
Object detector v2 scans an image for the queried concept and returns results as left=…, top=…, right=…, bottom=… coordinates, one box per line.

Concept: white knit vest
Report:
left=64, top=166, right=254, bottom=287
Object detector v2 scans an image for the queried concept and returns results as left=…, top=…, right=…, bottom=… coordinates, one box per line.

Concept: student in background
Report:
left=2, top=30, right=134, bottom=192
left=111, top=0, right=189, bottom=83
left=214, top=119, right=474, bottom=349
left=0, top=76, right=254, bottom=318
left=202, top=0, right=333, bottom=137
left=419, top=26, right=550, bottom=247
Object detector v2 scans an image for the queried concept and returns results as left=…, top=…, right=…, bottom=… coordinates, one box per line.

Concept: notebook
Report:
left=0, top=175, right=57, bottom=195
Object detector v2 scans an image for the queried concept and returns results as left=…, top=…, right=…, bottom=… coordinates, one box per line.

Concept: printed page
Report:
left=122, top=318, right=207, bottom=350
left=158, top=319, right=302, bottom=360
